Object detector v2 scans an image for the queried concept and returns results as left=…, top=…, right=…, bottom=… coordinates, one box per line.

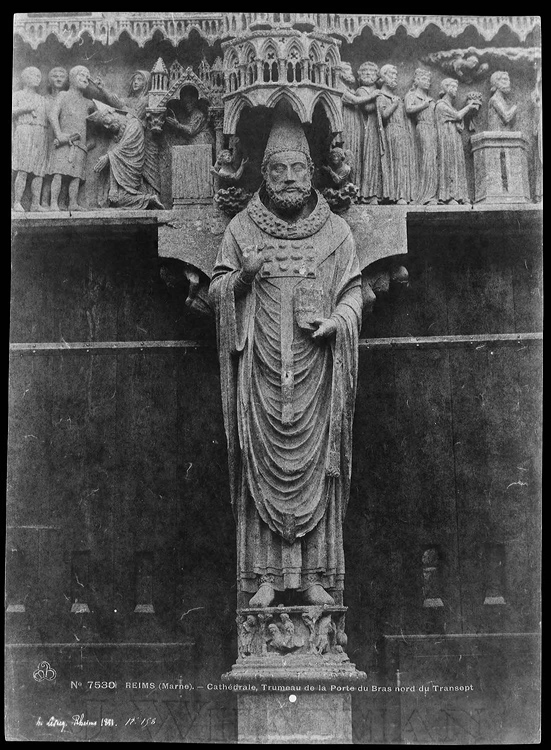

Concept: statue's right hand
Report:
left=56, top=133, right=72, bottom=146
left=241, top=244, right=265, bottom=281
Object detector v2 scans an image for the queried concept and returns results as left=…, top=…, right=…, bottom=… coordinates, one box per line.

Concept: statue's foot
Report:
left=447, top=199, right=459, bottom=206
left=12, top=203, right=25, bottom=213
left=69, top=203, right=87, bottom=212
left=249, top=583, right=275, bottom=608
left=303, top=584, right=335, bottom=606
left=49, top=203, right=61, bottom=212
left=367, top=197, right=379, bottom=205
left=396, top=199, right=407, bottom=205
left=30, top=203, right=48, bottom=213
left=148, top=195, right=165, bottom=210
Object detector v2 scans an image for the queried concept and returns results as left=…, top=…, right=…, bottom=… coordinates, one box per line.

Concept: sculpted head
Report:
left=48, top=67, right=68, bottom=92
left=413, top=68, right=431, bottom=91
left=328, top=147, right=346, bottom=167
left=129, top=70, right=150, bottom=96
left=379, top=64, right=398, bottom=89
left=216, top=149, right=234, bottom=166
left=21, top=67, right=42, bottom=89
left=262, top=150, right=314, bottom=215
left=357, top=61, right=379, bottom=86
left=490, top=71, right=511, bottom=94
left=69, top=65, right=90, bottom=90
left=100, top=110, right=122, bottom=133
left=439, top=77, right=459, bottom=100
left=339, top=62, right=356, bottom=86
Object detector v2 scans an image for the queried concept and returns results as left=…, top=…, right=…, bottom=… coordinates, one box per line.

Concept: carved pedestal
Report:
left=223, top=606, right=366, bottom=743
left=471, top=131, right=530, bottom=204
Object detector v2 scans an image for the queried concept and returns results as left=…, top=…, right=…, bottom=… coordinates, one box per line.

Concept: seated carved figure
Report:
left=90, top=102, right=164, bottom=210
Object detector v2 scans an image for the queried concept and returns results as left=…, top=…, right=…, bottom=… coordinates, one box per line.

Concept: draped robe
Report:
left=210, top=191, right=362, bottom=596
left=103, top=116, right=153, bottom=210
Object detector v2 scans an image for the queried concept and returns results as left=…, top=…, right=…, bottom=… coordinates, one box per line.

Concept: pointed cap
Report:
left=263, top=104, right=311, bottom=162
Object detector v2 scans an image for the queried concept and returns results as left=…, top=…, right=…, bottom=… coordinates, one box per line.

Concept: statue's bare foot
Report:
left=13, top=203, right=25, bottom=213
left=30, top=203, right=48, bottom=213
left=148, top=195, right=165, bottom=210
left=69, top=204, right=87, bottom=212
left=249, top=583, right=275, bottom=607
left=49, top=203, right=61, bottom=212
left=303, top=584, right=335, bottom=606
left=367, top=197, right=379, bottom=205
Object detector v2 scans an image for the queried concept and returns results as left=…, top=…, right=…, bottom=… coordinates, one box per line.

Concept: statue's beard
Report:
left=265, top=182, right=311, bottom=215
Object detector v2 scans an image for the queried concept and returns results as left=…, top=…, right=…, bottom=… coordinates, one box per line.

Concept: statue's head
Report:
left=129, top=70, right=150, bottom=96
left=100, top=110, right=122, bottom=133
left=439, top=77, right=459, bottom=100
left=357, top=61, right=379, bottom=86
left=217, top=149, right=234, bottom=165
left=379, top=64, right=398, bottom=90
left=69, top=65, right=90, bottom=91
left=328, top=147, right=346, bottom=166
left=490, top=71, right=511, bottom=94
left=339, top=62, right=356, bottom=86
left=261, top=108, right=314, bottom=216
left=48, top=67, right=68, bottom=92
left=21, top=67, right=41, bottom=89
left=413, top=67, right=431, bottom=91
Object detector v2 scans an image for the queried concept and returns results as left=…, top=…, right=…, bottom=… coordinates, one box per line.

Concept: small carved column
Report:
left=210, top=107, right=225, bottom=193
left=471, top=131, right=531, bottom=204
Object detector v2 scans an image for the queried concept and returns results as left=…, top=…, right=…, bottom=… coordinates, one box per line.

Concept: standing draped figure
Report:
left=356, top=61, right=383, bottom=204
left=405, top=68, right=438, bottom=205
left=209, top=110, right=362, bottom=608
left=435, top=77, right=479, bottom=204
left=376, top=64, right=415, bottom=204
left=337, top=62, right=364, bottom=187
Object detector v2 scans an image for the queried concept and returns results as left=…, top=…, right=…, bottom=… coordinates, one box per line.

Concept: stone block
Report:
left=471, top=131, right=530, bottom=205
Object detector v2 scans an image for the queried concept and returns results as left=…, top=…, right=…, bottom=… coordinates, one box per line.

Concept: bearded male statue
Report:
left=209, top=108, right=362, bottom=609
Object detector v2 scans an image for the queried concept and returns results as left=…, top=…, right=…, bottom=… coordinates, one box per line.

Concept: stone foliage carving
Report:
left=421, top=46, right=542, bottom=82
left=12, top=67, right=49, bottom=212
left=14, top=14, right=541, bottom=50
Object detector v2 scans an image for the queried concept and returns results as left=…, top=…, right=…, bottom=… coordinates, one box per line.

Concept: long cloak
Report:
left=209, top=191, right=362, bottom=595
left=104, top=116, right=152, bottom=210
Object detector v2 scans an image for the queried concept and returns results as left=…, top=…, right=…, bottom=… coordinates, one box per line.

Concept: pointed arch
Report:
left=223, top=92, right=255, bottom=134
left=311, top=90, right=343, bottom=133
left=265, top=87, right=309, bottom=124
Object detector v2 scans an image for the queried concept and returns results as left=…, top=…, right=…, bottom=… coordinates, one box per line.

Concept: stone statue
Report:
left=91, top=69, right=161, bottom=196
left=337, top=62, right=365, bottom=187
left=12, top=67, right=49, bottom=212
left=89, top=102, right=165, bottom=210
left=211, top=149, right=248, bottom=184
left=435, top=77, right=480, bottom=205
left=42, top=67, right=69, bottom=208
left=488, top=71, right=518, bottom=131
left=165, top=86, right=213, bottom=145
left=209, top=108, right=362, bottom=609
left=376, top=64, right=416, bottom=205
left=355, top=61, right=383, bottom=204
left=405, top=68, right=438, bottom=205
left=47, top=65, right=96, bottom=212
left=321, top=147, right=352, bottom=187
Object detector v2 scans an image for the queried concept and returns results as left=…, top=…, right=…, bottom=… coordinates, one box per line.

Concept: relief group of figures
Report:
left=338, top=62, right=518, bottom=206
left=12, top=60, right=521, bottom=212
left=10, top=64, right=196, bottom=212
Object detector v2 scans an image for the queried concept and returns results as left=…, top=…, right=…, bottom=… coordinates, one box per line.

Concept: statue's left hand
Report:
left=311, top=318, right=337, bottom=340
